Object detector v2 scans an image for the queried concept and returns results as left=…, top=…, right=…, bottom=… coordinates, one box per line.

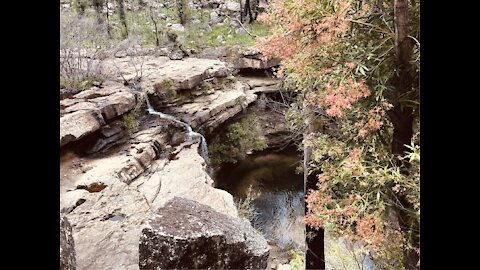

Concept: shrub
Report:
left=122, top=91, right=147, bottom=135
left=325, top=234, right=371, bottom=270
left=208, top=112, right=267, bottom=166
left=235, top=185, right=259, bottom=221
left=60, top=11, right=109, bottom=95
left=176, top=0, right=191, bottom=25
left=289, top=249, right=306, bottom=270
left=153, top=79, right=177, bottom=100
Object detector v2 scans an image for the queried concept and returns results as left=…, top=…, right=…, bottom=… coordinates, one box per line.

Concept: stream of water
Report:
left=214, top=148, right=305, bottom=249
left=145, top=97, right=209, bottom=163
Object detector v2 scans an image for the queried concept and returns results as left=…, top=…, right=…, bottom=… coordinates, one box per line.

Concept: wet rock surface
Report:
left=139, top=197, right=269, bottom=270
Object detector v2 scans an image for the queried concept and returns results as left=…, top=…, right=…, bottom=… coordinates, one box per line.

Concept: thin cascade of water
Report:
left=145, top=97, right=210, bottom=164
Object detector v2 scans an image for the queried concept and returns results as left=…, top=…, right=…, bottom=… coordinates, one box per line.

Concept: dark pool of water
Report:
left=214, top=148, right=305, bottom=249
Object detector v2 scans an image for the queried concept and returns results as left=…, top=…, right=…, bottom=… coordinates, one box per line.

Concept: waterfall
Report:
left=145, top=97, right=210, bottom=164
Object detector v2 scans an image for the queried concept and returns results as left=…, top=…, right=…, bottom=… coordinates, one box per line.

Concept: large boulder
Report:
left=210, top=10, right=221, bottom=24
left=101, top=57, right=229, bottom=92
left=65, top=183, right=152, bottom=270
left=137, top=143, right=238, bottom=217
left=60, top=109, right=105, bottom=146
left=88, top=91, right=136, bottom=121
left=84, top=120, right=127, bottom=154
left=234, top=47, right=281, bottom=69
left=149, top=58, right=229, bottom=90
left=235, top=57, right=281, bottom=70
left=60, top=215, right=76, bottom=270
left=220, top=1, right=241, bottom=13
left=139, top=197, right=270, bottom=269
left=60, top=81, right=136, bottom=147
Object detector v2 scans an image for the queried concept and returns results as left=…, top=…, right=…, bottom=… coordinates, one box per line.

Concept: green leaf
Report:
left=359, top=66, right=366, bottom=76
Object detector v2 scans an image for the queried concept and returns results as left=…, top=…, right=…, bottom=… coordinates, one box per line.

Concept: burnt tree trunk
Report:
left=389, top=0, right=419, bottom=269
left=303, top=102, right=325, bottom=270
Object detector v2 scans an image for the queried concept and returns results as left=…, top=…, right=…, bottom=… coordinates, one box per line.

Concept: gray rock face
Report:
left=85, top=120, right=127, bottom=154
left=236, top=27, right=248, bottom=35
left=139, top=197, right=270, bottom=270
left=167, top=47, right=187, bottom=60
left=167, top=80, right=257, bottom=136
left=156, top=58, right=229, bottom=90
left=235, top=47, right=281, bottom=69
left=60, top=110, right=105, bottom=146
left=137, top=143, right=238, bottom=216
left=60, top=82, right=136, bottom=146
left=60, top=119, right=248, bottom=270
left=102, top=56, right=228, bottom=91
left=191, top=0, right=222, bottom=9
left=89, top=91, right=136, bottom=121
left=222, top=1, right=241, bottom=12
left=170, top=23, right=185, bottom=32
left=196, top=46, right=228, bottom=59
left=235, top=57, right=281, bottom=69
left=210, top=10, right=221, bottom=24
left=60, top=215, right=76, bottom=270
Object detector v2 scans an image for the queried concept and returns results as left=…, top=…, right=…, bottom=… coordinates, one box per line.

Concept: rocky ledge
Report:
left=60, top=56, right=276, bottom=150
left=60, top=116, right=262, bottom=269
left=234, top=47, right=281, bottom=70
left=60, top=81, right=137, bottom=147
left=165, top=80, right=257, bottom=136
left=60, top=53, right=285, bottom=269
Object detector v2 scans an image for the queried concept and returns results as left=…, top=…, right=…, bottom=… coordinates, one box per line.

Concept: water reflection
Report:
left=215, top=148, right=305, bottom=249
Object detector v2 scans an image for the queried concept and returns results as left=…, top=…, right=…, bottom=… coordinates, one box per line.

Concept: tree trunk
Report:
left=390, top=0, right=419, bottom=269
left=303, top=101, right=325, bottom=270
left=177, top=0, right=187, bottom=25
left=244, top=0, right=253, bottom=23
left=116, top=0, right=128, bottom=38
left=239, top=0, right=244, bottom=23
left=92, top=0, right=104, bottom=25
left=105, top=0, right=111, bottom=38
left=390, top=0, right=414, bottom=158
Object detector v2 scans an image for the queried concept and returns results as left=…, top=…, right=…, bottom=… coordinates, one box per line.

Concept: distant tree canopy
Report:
left=258, top=0, right=420, bottom=269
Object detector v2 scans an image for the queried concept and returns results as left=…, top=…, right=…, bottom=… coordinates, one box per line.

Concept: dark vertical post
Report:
left=303, top=102, right=325, bottom=270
